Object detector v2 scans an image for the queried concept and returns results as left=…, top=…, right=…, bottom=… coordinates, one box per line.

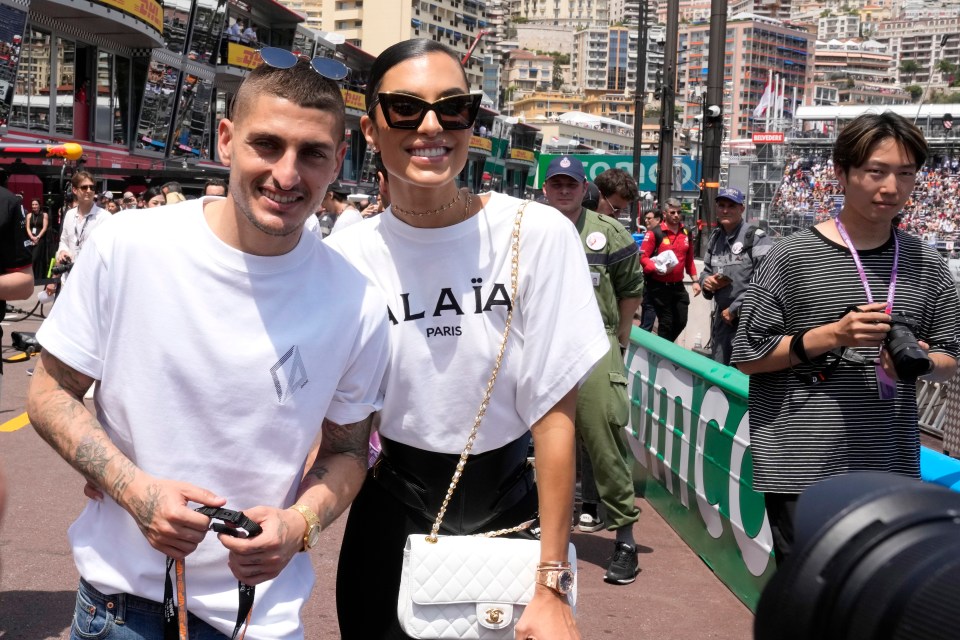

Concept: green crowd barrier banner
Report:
left=623, top=327, right=774, bottom=610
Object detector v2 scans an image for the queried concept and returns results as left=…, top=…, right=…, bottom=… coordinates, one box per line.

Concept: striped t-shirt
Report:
left=731, top=226, right=960, bottom=493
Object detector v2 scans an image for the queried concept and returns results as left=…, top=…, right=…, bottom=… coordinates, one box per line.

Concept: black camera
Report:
left=50, top=257, right=73, bottom=276
left=756, top=473, right=960, bottom=640
left=885, top=313, right=932, bottom=381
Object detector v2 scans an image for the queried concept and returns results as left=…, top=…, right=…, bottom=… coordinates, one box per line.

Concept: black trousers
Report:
left=336, top=440, right=538, bottom=640
left=764, top=492, right=799, bottom=566
left=647, top=280, right=690, bottom=342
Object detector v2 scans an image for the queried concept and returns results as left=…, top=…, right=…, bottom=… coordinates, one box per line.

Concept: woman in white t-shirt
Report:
left=325, top=40, right=606, bottom=640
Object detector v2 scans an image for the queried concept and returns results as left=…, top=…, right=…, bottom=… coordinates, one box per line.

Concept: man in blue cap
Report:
left=543, top=155, right=645, bottom=584
left=698, top=187, right=772, bottom=364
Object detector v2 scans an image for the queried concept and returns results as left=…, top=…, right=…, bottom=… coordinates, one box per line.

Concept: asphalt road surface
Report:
left=0, top=294, right=753, bottom=639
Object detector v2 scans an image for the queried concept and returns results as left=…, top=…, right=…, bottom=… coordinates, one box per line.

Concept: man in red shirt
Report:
left=639, top=197, right=701, bottom=342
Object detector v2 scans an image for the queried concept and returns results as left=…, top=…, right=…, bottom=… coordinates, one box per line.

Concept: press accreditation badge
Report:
left=877, top=364, right=898, bottom=400
left=586, top=232, right=606, bottom=251
left=591, top=271, right=601, bottom=287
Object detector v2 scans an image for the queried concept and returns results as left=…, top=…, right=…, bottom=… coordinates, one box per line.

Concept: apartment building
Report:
left=572, top=26, right=633, bottom=91
left=810, top=39, right=911, bottom=105
left=504, top=50, right=555, bottom=93
left=678, top=14, right=811, bottom=140
left=299, top=0, right=492, bottom=88
left=875, top=16, right=960, bottom=90
left=506, top=0, right=610, bottom=26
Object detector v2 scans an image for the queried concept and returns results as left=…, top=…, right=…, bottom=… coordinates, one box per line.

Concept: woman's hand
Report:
left=513, top=587, right=580, bottom=640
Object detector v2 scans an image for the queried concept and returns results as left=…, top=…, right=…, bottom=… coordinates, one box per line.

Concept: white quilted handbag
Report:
left=398, top=536, right=578, bottom=639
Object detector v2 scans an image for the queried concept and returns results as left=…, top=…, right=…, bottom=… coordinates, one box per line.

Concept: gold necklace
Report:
left=461, top=191, right=473, bottom=222
left=392, top=189, right=463, bottom=217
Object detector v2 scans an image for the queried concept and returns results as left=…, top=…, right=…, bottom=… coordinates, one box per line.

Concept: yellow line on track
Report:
left=0, top=412, right=30, bottom=432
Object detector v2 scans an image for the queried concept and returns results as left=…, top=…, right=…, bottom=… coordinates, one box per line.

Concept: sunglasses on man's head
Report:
left=258, top=47, right=348, bottom=81
left=369, top=92, right=483, bottom=131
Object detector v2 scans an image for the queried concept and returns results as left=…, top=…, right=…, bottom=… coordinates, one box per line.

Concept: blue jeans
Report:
left=72, top=578, right=229, bottom=640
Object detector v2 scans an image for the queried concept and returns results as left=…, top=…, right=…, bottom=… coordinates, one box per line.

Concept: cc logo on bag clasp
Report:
left=484, top=608, right=504, bottom=624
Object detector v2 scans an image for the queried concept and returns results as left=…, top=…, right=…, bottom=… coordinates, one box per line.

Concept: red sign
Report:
left=751, top=132, right=784, bottom=144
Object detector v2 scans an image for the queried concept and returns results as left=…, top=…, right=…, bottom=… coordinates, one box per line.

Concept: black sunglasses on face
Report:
left=369, top=92, right=482, bottom=130
left=258, top=47, right=348, bottom=81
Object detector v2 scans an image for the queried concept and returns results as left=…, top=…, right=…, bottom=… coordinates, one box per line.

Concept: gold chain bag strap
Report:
left=396, top=201, right=578, bottom=639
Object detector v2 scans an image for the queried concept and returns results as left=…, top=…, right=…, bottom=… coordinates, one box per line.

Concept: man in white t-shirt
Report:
left=27, top=56, right=389, bottom=640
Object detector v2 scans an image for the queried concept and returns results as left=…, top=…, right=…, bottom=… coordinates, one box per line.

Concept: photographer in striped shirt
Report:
left=731, top=112, right=960, bottom=564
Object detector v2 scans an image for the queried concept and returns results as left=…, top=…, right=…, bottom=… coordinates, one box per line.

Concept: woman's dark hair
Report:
left=143, top=186, right=164, bottom=203
left=365, top=39, right=468, bottom=107
left=832, top=112, right=928, bottom=174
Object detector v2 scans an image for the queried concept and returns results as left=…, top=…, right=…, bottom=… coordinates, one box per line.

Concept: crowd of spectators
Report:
left=771, top=152, right=960, bottom=253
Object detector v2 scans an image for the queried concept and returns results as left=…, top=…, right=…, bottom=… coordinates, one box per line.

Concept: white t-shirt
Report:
left=37, top=199, right=390, bottom=639
left=330, top=206, right=363, bottom=234
left=303, top=212, right=321, bottom=236
left=326, top=191, right=607, bottom=453
left=57, top=204, right=109, bottom=259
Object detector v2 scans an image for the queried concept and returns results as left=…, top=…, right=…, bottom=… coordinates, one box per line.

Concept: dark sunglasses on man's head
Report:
left=258, top=47, right=348, bottom=81
left=369, top=92, right=483, bottom=131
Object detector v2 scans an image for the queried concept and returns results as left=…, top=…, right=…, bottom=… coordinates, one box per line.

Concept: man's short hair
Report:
left=162, top=181, right=183, bottom=194
left=595, top=168, right=639, bottom=202
left=204, top=178, right=228, bottom=195
left=231, top=58, right=346, bottom=143
left=71, top=171, right=95, bottom=189
left=833, top=112, right=928, bottom=174
left=665, top=197, right=682, bottom=209
left=646, top=209, right=662, bottom=222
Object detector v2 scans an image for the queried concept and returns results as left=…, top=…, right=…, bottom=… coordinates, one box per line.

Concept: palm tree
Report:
left=900, top=60, right=923, bottom=100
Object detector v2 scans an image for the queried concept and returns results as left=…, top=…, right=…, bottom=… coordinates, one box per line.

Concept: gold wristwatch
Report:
left=290, top=504, right=321, bottom=551
left=535, top=566, right=575, bottom=596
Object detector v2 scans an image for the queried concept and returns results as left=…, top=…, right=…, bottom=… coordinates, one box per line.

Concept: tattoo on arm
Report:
left=75, top=436, right=113, bottom=483
left=316, top=415, right=374, bottom=461
left=110, top=459, right=137, bottom=500
left=129, top=483, right=161, bottom=530
left=321, top=506, right=336, bottom=531
left=30, top=356, right=143, bottom=504
left=305, top=464, right=329, bottom=482
left=300, top=415, right=373, bottom=490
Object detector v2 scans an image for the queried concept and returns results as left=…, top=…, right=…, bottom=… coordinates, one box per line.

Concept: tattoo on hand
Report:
left=130, top=484, right=161, bottom=530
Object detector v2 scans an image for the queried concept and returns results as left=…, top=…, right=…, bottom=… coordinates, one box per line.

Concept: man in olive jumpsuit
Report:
left=699, top=187, right=773, bottom=365
left=542, top=156, right=644, bottom=584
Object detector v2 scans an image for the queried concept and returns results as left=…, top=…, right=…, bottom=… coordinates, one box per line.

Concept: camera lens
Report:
left=755, top=473, right=960, bottom=640
left=885, top=316, right=932, bottom=381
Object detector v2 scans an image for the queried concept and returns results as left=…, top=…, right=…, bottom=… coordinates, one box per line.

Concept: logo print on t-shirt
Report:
left=271, top=346, right=308, bottom=404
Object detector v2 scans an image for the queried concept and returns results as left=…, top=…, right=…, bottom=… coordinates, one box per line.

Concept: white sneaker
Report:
left=578, top=513, right=605, bottom=533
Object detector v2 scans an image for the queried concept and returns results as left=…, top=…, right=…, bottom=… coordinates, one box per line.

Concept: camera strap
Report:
left=162, top=508, right=262, bottom=640
left=834, top=217, right=900, bottom=398
left=163, top=559, right=254, bottom=640
left=833, top=217, right=899, bottom=310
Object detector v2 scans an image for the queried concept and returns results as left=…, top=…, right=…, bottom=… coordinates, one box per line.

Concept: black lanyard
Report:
left=163, top=507, right=262, bottom=640
left=74, top=210, right=94, bottom=252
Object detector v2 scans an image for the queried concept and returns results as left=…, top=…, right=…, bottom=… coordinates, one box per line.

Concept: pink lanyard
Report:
left=834, top=217, right=899, bottom=313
